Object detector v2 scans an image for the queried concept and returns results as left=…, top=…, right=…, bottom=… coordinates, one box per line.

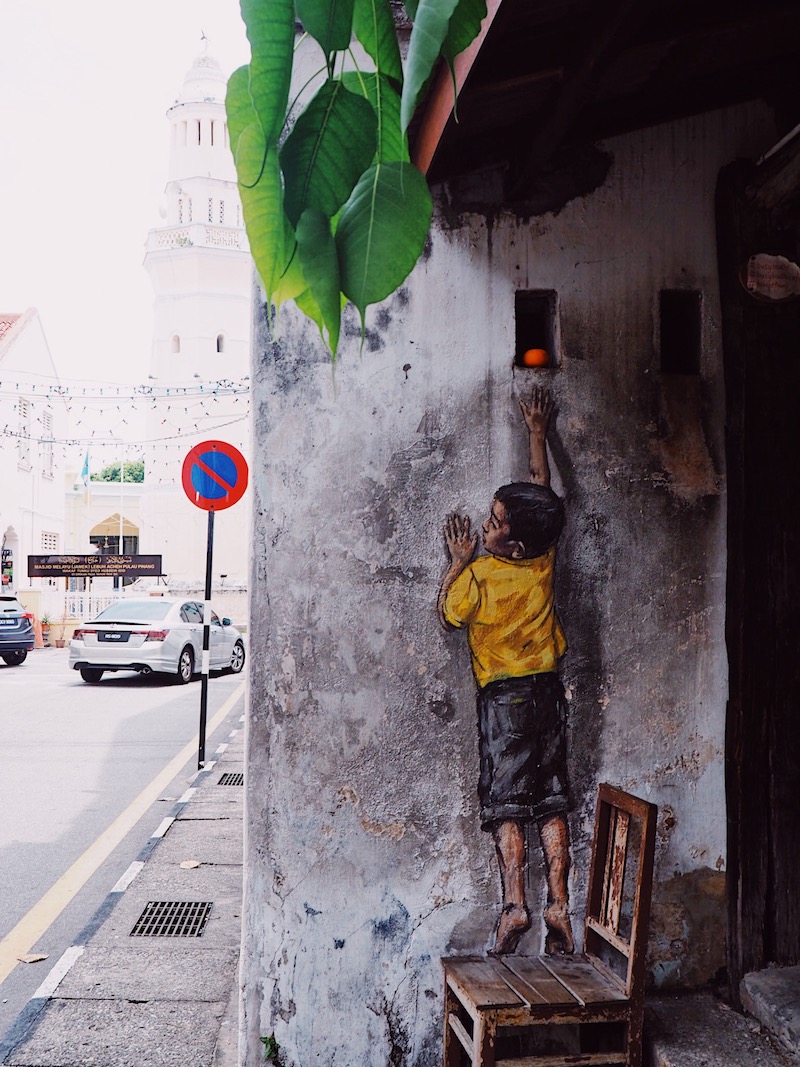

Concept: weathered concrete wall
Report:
left=243, top=103, right=773, bottom=1064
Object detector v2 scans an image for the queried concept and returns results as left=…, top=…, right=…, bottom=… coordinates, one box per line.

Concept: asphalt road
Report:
left=0, top=645, right=246, bottom=1035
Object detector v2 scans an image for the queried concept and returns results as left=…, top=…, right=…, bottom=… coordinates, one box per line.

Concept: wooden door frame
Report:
left=716, top=141, right=800, bottom=1002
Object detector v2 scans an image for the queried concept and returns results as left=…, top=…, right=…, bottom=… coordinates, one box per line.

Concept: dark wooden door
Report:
left=717, top=148, right=800, bottom=1000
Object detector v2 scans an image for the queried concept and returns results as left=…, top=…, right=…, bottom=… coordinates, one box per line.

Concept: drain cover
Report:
left=130, top=900, right=213, bottom=937
left=218, top=772, right=244, bottom=786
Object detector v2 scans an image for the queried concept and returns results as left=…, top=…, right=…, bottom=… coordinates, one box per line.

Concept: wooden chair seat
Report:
left=443, top=785, right=657, bottom=1067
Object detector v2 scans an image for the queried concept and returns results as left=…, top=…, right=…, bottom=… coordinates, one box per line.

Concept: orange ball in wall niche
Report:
left=521, top=348, right=549, bottom=367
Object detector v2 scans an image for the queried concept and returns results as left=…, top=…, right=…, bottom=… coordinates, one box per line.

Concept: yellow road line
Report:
left=0, top=683, right=245, bottom=986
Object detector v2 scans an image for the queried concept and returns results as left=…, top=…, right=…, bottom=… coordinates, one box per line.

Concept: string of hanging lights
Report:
left=0, top=376, right=250, bottom=400
left=0, top=413, right=249, bottom=449
left=0, top=372, right=251, bottom=487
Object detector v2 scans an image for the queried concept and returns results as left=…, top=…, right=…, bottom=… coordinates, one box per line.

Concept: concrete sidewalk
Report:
left=647, top=992, right=798, bottom=1066
left=0, top=705, right=245, bottom=1067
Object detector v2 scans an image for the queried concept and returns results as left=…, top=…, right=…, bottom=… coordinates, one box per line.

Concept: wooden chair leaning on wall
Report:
left=443, top=784, right=657, bottom=1067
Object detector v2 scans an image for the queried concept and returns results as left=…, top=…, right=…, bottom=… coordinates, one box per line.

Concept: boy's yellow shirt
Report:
left=443, top=548, right=566, bottom=689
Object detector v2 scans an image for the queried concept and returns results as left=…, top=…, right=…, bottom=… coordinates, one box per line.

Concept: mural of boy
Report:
left=437, top=387, right=573, bottom=956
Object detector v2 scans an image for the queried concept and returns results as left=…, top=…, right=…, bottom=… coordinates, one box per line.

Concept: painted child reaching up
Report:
left=437, top=386, right=574, bottom=956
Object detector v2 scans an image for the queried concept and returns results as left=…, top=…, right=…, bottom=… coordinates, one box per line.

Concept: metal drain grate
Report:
left=218, top=772, right=244, bottom=786
left=130, top=900, right=213, bottom=938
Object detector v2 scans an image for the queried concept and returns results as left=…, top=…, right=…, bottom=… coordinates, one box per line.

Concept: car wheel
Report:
left=228, top=641, right=245, bottom=674
left=176, top=646, right=194, bottom=684
left=2, top=650, right=27, bottom=666
left=80, top=667, right=104, bottom=683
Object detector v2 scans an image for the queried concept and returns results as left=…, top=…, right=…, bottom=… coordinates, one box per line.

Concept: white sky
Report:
left=0, top=1, right=250, bottom=388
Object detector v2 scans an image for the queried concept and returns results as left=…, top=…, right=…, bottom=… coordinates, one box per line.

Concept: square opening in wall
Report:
left=660, top=289, right=701, bottom=374
left=515, top=290, right=558, bottom=368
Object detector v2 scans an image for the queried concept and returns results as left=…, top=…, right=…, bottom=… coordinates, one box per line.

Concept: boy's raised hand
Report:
left=444, top=512, right=478, bottom=566
left=519, top=385, right=554, bottom=436
left=520, top=386, right=554, bottom=486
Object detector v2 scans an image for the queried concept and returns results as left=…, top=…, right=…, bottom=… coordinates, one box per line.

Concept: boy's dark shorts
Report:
left=477, top=672, right=569, bottom=830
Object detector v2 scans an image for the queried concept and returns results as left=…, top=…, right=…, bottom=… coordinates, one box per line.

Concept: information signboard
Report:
left=27, top=555, right=163, bottom=579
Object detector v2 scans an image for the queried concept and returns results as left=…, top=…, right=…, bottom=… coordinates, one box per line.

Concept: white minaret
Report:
left=145, top=48, right=251, bottom=383
left=141, top=48, right=252, bottom=589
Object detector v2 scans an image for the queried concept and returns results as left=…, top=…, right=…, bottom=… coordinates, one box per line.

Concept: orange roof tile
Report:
left=0, top=314, right=21, bottom=339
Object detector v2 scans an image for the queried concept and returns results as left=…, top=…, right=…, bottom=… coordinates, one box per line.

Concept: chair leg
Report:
left=443, top=982, right=461, bottom=1067
left=473, top=1011, right=496, bottom=1067
left=626, top=1005, right=645, bottom=1067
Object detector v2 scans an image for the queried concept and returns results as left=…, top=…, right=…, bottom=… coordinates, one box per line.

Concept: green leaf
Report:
left=297, top=209, right=342, bottom=352
left=280, top=80, right=378, bottom=225
left=239, top=148, right=287, bottom=301
left=335, top=161, right=432, bottom=315
left=295, top=0, right=355, bottom=55
left=340, top=72, right=407, bottom=163
left=400, top=0, right=460, bottom=132
left=240, top=0, right=295, bottom=143
left=442, top=0, right=486, bottom=64
left=294, top=287, right=327, bottom=331
left=226, top=66, right=267, bottom=188
left=404, top=0, right=419, bottom=18
left=268, top=218, right=332, bottom=344
left=272, top=233, right=306, bottom=305
left=352, top=0, right=402, bottom=84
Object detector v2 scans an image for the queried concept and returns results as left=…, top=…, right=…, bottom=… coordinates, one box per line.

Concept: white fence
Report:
left=43, top=591, right=122, bottom=623
left=65, top=592, right=122, bottom=620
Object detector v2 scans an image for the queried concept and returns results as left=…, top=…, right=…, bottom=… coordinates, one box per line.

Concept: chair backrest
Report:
left=584, top=784, right=657, bottom=998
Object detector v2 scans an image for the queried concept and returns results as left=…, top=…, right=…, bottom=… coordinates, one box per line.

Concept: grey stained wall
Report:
left=243, top=102, right=774, bottom=1065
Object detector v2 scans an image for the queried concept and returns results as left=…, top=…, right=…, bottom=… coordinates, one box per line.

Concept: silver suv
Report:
left=0, top=595, right=35, bottom=666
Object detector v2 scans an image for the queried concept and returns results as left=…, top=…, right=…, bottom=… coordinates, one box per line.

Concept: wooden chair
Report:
left=443, top=784, right=657, bottom=1067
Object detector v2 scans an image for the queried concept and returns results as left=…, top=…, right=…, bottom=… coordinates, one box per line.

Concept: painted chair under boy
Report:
left=443, top=783, right=657, bottom=1067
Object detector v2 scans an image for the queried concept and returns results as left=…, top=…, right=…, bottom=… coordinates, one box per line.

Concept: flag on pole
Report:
left=80, top=449, right=90, bottom=487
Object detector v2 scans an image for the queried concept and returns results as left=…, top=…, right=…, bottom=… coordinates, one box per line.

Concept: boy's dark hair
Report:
left=495, top=482, right=564, bottom=558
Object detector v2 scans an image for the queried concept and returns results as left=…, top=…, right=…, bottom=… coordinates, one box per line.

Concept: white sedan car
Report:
left=69, top=597, right=246, bottom=684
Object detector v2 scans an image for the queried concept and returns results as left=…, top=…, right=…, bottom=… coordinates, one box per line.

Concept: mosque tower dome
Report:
left=165, top=48, right=237, bottom=188
left=178, top=51, right=228, bottom=103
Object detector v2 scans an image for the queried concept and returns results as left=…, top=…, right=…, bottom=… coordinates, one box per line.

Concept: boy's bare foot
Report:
left=491, top=904, right=531, bottom=955
left=544, top=903, right=574, bottom=955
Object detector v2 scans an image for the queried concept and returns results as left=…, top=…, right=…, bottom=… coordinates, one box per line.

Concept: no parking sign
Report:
left=181, top=440, right=248, bottom=511
left=180, top=440, right=248, bottom=769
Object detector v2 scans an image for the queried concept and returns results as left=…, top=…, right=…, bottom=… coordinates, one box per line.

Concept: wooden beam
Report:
left=506, top=0, right=645, bottom=199
left=496, top=1054, right=626, bottom=1066
left=411, top=0, right=504, bottom=176
left=751, top=128, right=800, bottom=220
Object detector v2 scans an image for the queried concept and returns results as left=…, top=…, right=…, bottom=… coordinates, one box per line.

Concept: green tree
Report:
left=227, top=0, right=485, bottom=355
left=91, top=459, right=145, bottom=483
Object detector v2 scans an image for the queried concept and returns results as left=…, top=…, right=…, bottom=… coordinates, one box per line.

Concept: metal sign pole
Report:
left=198, top=509, right=215, bottom=769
